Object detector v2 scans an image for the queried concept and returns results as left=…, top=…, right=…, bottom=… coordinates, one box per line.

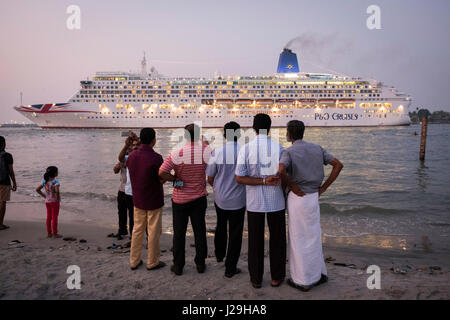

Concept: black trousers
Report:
left=172, top=196, right=208, bottom=268
left=117, top=191, right=134, bottom=236
left=247, top=209, right=286, bottom=284
left=214, top=203, right=245, bottom=273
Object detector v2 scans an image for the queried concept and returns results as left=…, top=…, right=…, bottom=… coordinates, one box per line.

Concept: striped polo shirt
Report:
left=160, top=142, right=212, bottom=204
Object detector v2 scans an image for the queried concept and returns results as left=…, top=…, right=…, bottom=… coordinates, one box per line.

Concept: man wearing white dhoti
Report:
left=278, top=120, right=343, bottom=292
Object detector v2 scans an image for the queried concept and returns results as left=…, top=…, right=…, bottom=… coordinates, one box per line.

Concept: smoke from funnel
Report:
left=284, top=33, right=354, bottom=68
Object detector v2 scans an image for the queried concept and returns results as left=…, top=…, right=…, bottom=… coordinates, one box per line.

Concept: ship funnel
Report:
left=277, top=48, right=299, bottom=73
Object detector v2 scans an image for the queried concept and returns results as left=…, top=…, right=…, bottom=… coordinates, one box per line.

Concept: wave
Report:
left=320, top=203, right=404, bottom=215
left=61, top=191, right=117, bottom=202
left=61, top=191, right=174, bottom=202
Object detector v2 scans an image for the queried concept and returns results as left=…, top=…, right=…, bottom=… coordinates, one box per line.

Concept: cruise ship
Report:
left=15, top=49, right=411, bottom=128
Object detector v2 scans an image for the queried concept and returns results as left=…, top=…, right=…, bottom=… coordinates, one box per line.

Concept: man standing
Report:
left=278, top=120, right=343, bottom=291
left=112, top=136, right=133, bottom=239
left=117, top=134, right=139, bottom=239
left=127, top=128, right=166, bottom=271
left=235, top=114, right=286, bottom=288
left=206, top=121, right=246, bottom=278
left=0, top=136, right=17, bottom=231
left=159, top=123, right=211, bottom=276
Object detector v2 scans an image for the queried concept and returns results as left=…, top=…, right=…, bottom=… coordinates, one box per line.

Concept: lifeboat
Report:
left=275, top=99, right=295, bottom=106
left=235, top=99, right=252, bottom=105
left=256, top=99, right=274, bottom=105
left=216, top=99, right=233, bottom=105
left=201, top=99, right=214, bottom=105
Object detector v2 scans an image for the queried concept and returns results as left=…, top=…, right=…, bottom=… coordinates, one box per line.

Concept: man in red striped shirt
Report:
left=159, top=123, right=212, bottom=275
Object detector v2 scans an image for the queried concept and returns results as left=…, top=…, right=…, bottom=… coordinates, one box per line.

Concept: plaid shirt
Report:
left=235, top=134, right=285, bottom=213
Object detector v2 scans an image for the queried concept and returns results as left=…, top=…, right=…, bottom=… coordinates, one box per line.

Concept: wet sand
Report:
left=1, top=200, right=449, bottom=300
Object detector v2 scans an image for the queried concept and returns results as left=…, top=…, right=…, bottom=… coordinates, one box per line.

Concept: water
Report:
left=1, top=124, right=449, bottom=242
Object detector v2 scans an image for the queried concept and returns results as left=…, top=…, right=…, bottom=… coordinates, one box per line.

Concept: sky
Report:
left=1, top=0, right=449, bottom=123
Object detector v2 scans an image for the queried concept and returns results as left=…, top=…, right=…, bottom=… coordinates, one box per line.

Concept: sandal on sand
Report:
left=107, top=233, right=116, bottom=238
left=147, top=261, right=166, bottom=270
left=271, top=278, right=284, bottom=287
left=287, top=278, right=312, bottom=292
left=131, top=260, right=143, bottom=270
left=225, top=268, right=242, bottom=278
left=53, top=234, right=63, bottom=239
left=0, top=225, right=10, bottom=231
left=314, top=274, right=328, bottom=287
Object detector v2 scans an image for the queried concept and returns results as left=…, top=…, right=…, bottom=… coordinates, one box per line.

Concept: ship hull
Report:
left=15, top=100, right=411, bottom=128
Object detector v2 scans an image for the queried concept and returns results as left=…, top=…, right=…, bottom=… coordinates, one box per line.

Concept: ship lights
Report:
left=101, top=105, right=110, bottom=114
left=283, top=73, right=298, bottom=79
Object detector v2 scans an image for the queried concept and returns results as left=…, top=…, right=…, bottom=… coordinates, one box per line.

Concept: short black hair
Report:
left=184, top=123, right=200, bottom=142
left=0, top=136, right=4, bottom=150
left=287, top=120, right=305, bottom=141
left=253, top=113, right=271, bottom=134
left=139, top=128, right=156, bottom=145
left=224, top=121, right=241, bottom=142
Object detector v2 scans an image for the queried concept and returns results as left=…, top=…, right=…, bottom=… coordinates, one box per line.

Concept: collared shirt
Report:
left=280, top=139, right=335, bottom=194
left=235, top=134, right=285, bottom=213
left=0, top=150, right=13, bottom=186
left=126, top=145, right=164, bottom=210
left=160, top=142, right=212, bottom=204
left=41, top=179, right=60, bottom=203
left=124, top=155, right=133, bottom=196
left=125, top=168, right=133, bottom=196
left=206, top=141, right=246, bottom=210
left=118, top=166, right=127, bottom=193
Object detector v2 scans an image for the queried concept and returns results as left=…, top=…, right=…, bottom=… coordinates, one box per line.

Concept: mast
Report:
left=141, top=52, right=147, bottom=78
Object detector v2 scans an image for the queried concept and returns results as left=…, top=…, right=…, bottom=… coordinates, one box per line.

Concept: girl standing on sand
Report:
left=36, top=166, right=62, bottom=238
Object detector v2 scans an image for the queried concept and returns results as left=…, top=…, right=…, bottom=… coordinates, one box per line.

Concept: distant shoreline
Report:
left=2, top=121, right=450, bottom=129
left=0, top=123, right=39, bottom=128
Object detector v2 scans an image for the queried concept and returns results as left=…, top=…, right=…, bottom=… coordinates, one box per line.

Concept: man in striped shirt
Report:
left=159, top=123, right=212, bottom=276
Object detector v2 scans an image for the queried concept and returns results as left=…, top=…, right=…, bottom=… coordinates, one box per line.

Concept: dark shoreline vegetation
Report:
left=409, top=110, right=450, bottom=124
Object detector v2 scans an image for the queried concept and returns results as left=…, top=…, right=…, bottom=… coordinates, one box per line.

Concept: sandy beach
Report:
left=1, top=193, right=449, bottom=300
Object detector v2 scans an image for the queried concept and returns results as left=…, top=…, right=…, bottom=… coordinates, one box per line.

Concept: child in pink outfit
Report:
left=36, top=166, right=61, bottom=238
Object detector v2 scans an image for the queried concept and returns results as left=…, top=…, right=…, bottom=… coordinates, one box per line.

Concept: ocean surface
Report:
left=1, top=124, right=449, bottom=246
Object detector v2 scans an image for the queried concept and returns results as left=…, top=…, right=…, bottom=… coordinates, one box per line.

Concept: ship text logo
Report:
left=314, top=113, right=359, bottom=121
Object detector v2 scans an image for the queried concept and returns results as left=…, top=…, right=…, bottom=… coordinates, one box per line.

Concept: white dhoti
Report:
left=288, top=191, right=327, bottom=286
